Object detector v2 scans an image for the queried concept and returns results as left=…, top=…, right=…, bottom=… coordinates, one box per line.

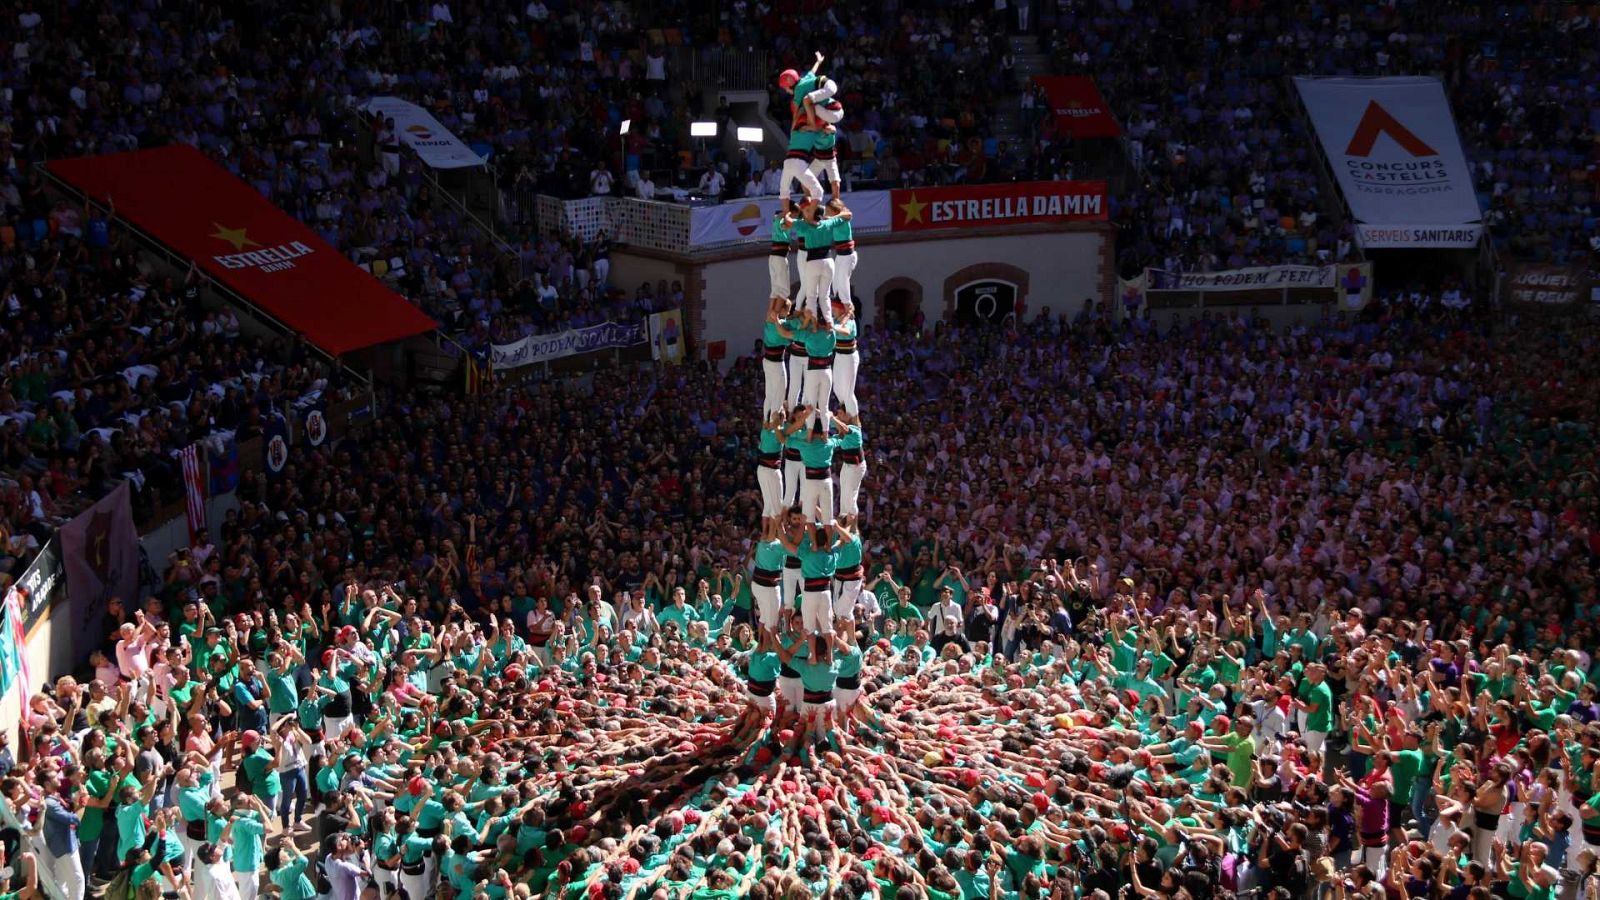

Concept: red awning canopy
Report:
left=48, top=145, right=437, bottom=356
left=1033, top=76, right=1122, bottom=139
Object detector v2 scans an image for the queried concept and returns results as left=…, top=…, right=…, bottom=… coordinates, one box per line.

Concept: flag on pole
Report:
left=0, top=587, right=31, bottom=722
left=207, top=436, right=240, bottom=494
left=465, top=355, right=493, bottom=395
left=180, top=442, right=207, bottom=544
left=264, top=412, right=291, bottom=480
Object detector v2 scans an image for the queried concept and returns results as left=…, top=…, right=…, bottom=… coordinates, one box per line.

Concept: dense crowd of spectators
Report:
left=1033, top=0, right=1600, bottom=273
left=0, top=293, right=1592, bottom=900
left=1, top=3, right=1599, bottom=896
left=0, top=202, right=341, bottom=584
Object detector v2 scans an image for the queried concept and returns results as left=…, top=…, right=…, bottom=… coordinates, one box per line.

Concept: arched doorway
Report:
left=874, top=277, right=924, bottom=333
left=942, top=263, right=1032, bottom=325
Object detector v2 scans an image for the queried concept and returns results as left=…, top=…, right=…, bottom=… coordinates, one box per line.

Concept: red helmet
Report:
left=778, top=69, right=800, bottom=89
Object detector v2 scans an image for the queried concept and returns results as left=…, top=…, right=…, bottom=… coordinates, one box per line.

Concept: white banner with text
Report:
left=1295, top=77, right=1482, bottom=248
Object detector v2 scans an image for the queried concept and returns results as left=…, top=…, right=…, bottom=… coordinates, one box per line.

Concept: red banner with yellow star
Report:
left=47, top=145, right=436, bottom=356
left=891, top=181, right=1109, bottom=233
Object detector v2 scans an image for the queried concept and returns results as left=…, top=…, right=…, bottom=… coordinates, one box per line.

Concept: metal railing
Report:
left=425, top=167, right=517, bottom=258
left=698, top=47, right=771, bottom=91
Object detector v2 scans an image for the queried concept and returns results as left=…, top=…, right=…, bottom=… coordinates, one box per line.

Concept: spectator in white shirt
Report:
left=744, top=172, right=765, bottom=197
left=635, top=172, right=656, bottom=201
left=698, top=167, right=725, bottom=198
left=430, top=2, right=453, bottom=23
left=930, top=586, right=966, bottom=651
left=589, top=164, right=614, bottom=196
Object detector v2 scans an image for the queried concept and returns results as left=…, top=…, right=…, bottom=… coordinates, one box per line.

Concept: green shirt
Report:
left=799, top=533, right=838, bottom=580
left=801, top=324, right=837, bottom=359
left=754, top=540, right=787, bottom=572
left=116, top=800, right=149, bottom=862
left=798, top=657, right=839, bottom=692
left=794, top=218, right=835, bottom=251
left=177, top=771, right=216, bottom=823
left=747, top=649, right=782, bottom=683
left=79, top=770, right=114, bottom=842
left=797, top=433, right=839, bottom=468
left=1390, top=748, right=1426, bottom=801
left=835, top=534, right=863, bottom=570
left=829, top=215, right=852, bottom=244
left=1222, top=732, right=1255, bottom=787
left=1299, top=680, right=1334, bottom=732
left=232, top=814, right=267, bottom=873
left=770, top=214, right=795, bottom=246
left=242, top=747, right=283, bottom=798
left=658, top=603, right=699, bottom=635
left=267, top=669, right=299, bottom=715
left=793, top=73, right=819, bottom=101
left=271, top=855, right=317, bottom=900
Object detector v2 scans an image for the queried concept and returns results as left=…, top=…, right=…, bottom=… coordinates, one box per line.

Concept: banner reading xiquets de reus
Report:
left=1294, top=77, right=1482, bottom=249
left=58, top=481, right=138, bottom=656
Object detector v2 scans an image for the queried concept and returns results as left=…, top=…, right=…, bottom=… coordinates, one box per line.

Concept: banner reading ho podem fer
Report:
left=1294, top=77, right=1483, bottom=249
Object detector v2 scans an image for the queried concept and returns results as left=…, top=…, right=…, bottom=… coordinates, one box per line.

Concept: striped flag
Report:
left=1, top=588, right=30, bottom=722
left=465, top=355, right=493, bottom=395
left=180, top=442, right=207, bottom=543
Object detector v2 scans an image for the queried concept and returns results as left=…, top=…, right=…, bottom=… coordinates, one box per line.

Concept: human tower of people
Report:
left=742, top=51, right=869, bottom=754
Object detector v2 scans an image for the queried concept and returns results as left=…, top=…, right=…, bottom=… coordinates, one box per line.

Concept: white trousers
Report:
left=753, top=582, right=781, bottom=631
left=833, top=577, right=863, bottom=622
left=780, top=157, right=823, bottom=202
left=782, top=457, right=803, bottom=507
left=779, top=676, right=802, bottom=710
left=236, top=870, right=260, bottom=900
left=808, top=154, right=841, bottom=192
left=838, top=460, right=865, bottom=515
left=832, top=250, right=857, bottom=309
left=768, top=253, right=791, bottom=299
left=1302, top=729, right=1327, bottom=755
left=786, top=347, right=806, bottom=411
left=374, top=865, right=401, bottom=899
left=757, top=465, right=784, bottom=518
left=806, top=78, right=839, bottom=110
left=323, top=713, right=353, bottom=742
left=832, top=350, right=858, bottom=417
left=1470, top=822, right=1496, bottom=866
left=799, top=472, right=834, bottom=523
left=48, top=850, right=86, bottom=900
left=783, top=565, right=803, bottom=620
left=833, top=686, right=861, bottom=713
left=1362, top=843, right=1387, bottom=879
left=800, top=256, right=835, bottom=323
left=179, top=831, right=205, bottom=875
left=802, top=363, right=833, bottom=427
left=802, top=587, right=834, bottom=636
left=762, top=357, right=787, bottom=417
left=593, top=258, right=610, bottom=288
left=401, top=862, right=433, bottom=900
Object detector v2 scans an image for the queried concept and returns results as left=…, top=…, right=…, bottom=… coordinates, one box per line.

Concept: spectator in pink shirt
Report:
left=113, top=610, right=158, bottom=682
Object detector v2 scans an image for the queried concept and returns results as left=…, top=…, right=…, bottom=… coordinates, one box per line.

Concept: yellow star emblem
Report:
left=898, top=192, right=928, bottom=225
left=210, top=223, right=260, bottom=251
